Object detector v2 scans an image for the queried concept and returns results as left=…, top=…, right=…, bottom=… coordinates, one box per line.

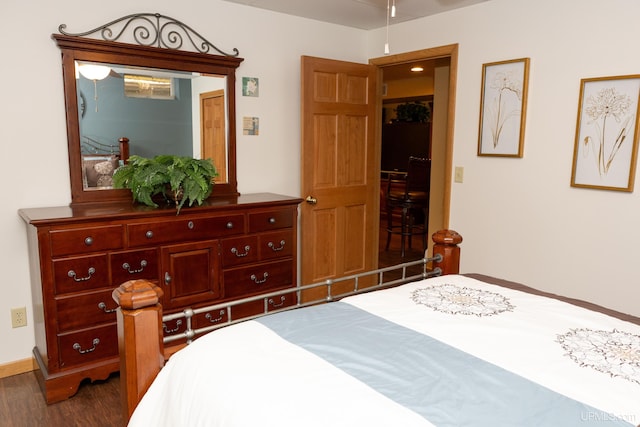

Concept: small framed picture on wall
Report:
left=477, top=58, right=530, bottom=157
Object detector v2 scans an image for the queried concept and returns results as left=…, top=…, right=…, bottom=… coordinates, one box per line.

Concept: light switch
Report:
left=454, top=166, right=464, bottom=183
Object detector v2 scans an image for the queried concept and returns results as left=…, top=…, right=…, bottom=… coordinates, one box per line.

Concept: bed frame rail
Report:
left=112, top=229, right=462, bottom=420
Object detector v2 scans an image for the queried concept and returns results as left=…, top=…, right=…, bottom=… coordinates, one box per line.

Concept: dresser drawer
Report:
left=56, top=289, right=118, bottom=332
left=110, top=249, right=159, bottom=285
left=248, top=209, right=293, bottom=233
left=53, top=255, right=110, bottom=295
left=50, top=225, right=124, bottom=257
left=258, top=230, right=294, bottom=260
left=128, top=214, right=245, bottom=247
left=58, top=324, right=118, bottom=368
left=223, top=260, right=293, bottom=299
left=221, top=235, right=259, bottom=267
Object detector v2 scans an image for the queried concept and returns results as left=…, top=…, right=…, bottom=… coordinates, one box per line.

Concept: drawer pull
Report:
left=231, top=245, right=251, bottom=257
left=67, top=267, right=96, bottom=282
left=269, top=217, right=276, bottom=224
left=187, top=221, right=195, bottom=229
left=84, top=237, right=94, bottom=246
left=268, top=296, right=286, bottom=308
left=122, top=260, right=148, bottom=274
left=145, top=230, right=154, bottom=239
left=163, top=320, right=182, bottom=334
left=250, top=272, right=269, bottom=284
left=73, top=338, right=100, bottom=354
left=98, top=301, right=118, bottom=313
left=226, top=221, right=234, bottom=229
left=164, top=272, right=172, bottom=285
left=268, top=240, right=286, bottom=252
left=205, top=310, right=226, bottom=324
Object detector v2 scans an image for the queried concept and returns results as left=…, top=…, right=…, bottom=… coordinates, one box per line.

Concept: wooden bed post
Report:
left=432, top=229, right=463, bottom=275
left=112, top=279, right=164, bottom=421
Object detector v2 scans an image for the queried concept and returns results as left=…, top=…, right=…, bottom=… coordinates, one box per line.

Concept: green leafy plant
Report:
left=112, top=155, right=218, bottom=214
left=395, top=101, right=430, bottom=123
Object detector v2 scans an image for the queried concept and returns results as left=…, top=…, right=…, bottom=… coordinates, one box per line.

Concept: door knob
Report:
left=305, top=196, right=317, bottom=205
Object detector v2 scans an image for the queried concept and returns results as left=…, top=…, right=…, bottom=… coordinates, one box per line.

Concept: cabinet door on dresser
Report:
left=160, top=240, right=222, bottom=310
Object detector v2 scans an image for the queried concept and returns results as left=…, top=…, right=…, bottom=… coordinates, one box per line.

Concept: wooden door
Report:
left=200, top=90, right=226, bottom=183
left=300, top=56, right=379, bottom=300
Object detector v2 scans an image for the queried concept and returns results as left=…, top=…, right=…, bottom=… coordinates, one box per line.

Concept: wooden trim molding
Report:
left=0, top=358, right=37, bottom=379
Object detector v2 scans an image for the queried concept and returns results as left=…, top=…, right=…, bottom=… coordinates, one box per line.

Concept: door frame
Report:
left=370, top=44, right=458, bottom=232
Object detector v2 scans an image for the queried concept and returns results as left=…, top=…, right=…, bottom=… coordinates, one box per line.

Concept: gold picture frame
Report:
left=571, top=75, right=640, bottom=192
left=477, top=58, right=530, bottom=157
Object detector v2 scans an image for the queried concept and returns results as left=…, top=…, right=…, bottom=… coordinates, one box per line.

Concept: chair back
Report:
left=405, top=157, right=431, bottom=197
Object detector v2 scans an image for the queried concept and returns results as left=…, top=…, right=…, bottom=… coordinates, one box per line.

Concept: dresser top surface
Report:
left=19, top=193, right=302, bottom=225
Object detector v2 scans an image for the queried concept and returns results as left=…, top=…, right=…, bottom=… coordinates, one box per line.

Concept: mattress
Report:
left=128, top=274, right=640, bottom=427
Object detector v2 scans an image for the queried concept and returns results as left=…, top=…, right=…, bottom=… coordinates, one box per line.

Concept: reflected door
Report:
left=200, top=90, right=227, bottom=183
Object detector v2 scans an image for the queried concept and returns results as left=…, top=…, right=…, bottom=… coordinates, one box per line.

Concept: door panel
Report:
left=300, top=56, right=378, bottom=300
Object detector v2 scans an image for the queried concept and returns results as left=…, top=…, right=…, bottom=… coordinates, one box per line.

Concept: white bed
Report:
left=128, top=274, right=640, bottom=427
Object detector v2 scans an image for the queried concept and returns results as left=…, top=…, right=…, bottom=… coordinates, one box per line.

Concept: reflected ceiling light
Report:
left=411, top=66, right=424, bottom=72
left=77, top=64, right=111, bottom=81
left=77, top=63, right=112, bottom=113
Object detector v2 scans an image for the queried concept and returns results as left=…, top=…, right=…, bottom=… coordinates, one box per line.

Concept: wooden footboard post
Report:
left=432, top=229, right=463, bottom=275
left=112, top=279, right=164, bottom=422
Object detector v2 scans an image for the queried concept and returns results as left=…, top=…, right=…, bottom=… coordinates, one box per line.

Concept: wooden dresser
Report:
left=19, top=193, right=301, bottom=403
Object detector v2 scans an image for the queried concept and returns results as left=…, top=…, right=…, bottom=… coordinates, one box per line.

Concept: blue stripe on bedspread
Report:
left=256, top=302, right=633, bottom=427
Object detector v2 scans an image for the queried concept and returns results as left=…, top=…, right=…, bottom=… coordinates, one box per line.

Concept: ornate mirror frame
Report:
left=53, top=13, right=244, bottom=206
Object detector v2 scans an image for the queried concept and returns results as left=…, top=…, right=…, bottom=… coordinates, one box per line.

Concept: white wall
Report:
left=367, top=0, right=640, bottom=316
left=0, top=0, right=366, bottom=365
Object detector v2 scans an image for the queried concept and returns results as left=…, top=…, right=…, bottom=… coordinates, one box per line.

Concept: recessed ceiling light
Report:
left=411, top=66, right=424, bottom=72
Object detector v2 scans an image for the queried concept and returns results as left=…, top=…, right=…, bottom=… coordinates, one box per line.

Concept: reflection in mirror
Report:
left=76, top=61, right=228, bottom=191
left=53, top=13, right=243, bottom=205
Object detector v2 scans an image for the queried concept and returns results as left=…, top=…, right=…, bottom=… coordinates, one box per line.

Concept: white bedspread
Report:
left=128, top=274, right=640, bottom=427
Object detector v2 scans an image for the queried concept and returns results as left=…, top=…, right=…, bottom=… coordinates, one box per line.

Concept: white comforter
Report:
left=128, top=274, right=640, bottom=427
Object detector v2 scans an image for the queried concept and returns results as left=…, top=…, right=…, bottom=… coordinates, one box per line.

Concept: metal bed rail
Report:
left=162, top=254, right=443, bottom=345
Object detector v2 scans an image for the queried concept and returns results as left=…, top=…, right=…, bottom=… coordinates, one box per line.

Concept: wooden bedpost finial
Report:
left=432, top=229, right=462, bottom=275
left=112, top=279, right=164, bottom=310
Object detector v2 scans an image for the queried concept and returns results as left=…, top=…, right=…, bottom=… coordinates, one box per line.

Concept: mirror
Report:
left=53, top=15, right=243, bottom=205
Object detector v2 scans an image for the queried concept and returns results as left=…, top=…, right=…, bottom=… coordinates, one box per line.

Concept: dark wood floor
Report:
left=1, top=225, right=423, bottom=427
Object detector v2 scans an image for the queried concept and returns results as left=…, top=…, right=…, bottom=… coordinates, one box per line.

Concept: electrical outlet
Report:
left=11, top=307, right=27, bottom=328
left=454, top=166, right=464, bottom=183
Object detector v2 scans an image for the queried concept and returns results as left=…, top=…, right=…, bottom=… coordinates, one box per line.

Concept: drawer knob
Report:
left=226, top=221, right=234, bottom=229
left=231, top=245, right=251, bottom=257
left=269, top=217, right=276, bottom=224
left=145, top=231, right=154, bottom=239
left=72, top=338, right=100, bottom=354
left=268, top=296, right=286, bottom=308
left=250, top=272, right=269, bottom=284
left=84, top=236, right=94, bottom=246
left=268, top=240, right=286, bottom=252
left=187, top=221, right=194, bottom=229
left=98, top=301, right=118, bottom=313
left=67, top=267, right=96, bottom=282
left=122, top=260, right=148, bottom=274
left=163, top=319, right=182, bottom=334
left=205, top=310, right=226, bottom=324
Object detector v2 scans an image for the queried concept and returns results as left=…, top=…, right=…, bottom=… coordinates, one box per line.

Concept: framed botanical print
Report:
left=571, top=75, right=640, bottom=192
left=477, top=58, right=530, bottom=157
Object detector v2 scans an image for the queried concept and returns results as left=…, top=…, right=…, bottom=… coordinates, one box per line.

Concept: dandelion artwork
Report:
left=571, top=76, right=640, bottom=191
left=478, top=58, right=529, bottom=157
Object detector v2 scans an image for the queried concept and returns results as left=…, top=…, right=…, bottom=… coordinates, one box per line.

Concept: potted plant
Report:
left=112, top=154, right=218, bottom=214
left=395, top=101, right=430, bottom=123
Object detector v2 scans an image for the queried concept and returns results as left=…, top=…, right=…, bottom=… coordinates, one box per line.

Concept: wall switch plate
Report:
left=11, top=307, right=27, bottom=328
left=454, top=166, right=464, bottom=183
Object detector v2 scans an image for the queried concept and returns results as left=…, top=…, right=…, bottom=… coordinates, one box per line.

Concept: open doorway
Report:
left=371, top=45, right=458, bottom=268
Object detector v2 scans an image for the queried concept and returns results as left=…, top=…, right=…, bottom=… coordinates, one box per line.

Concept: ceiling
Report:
left=222, top=0, right=490, bottom=30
